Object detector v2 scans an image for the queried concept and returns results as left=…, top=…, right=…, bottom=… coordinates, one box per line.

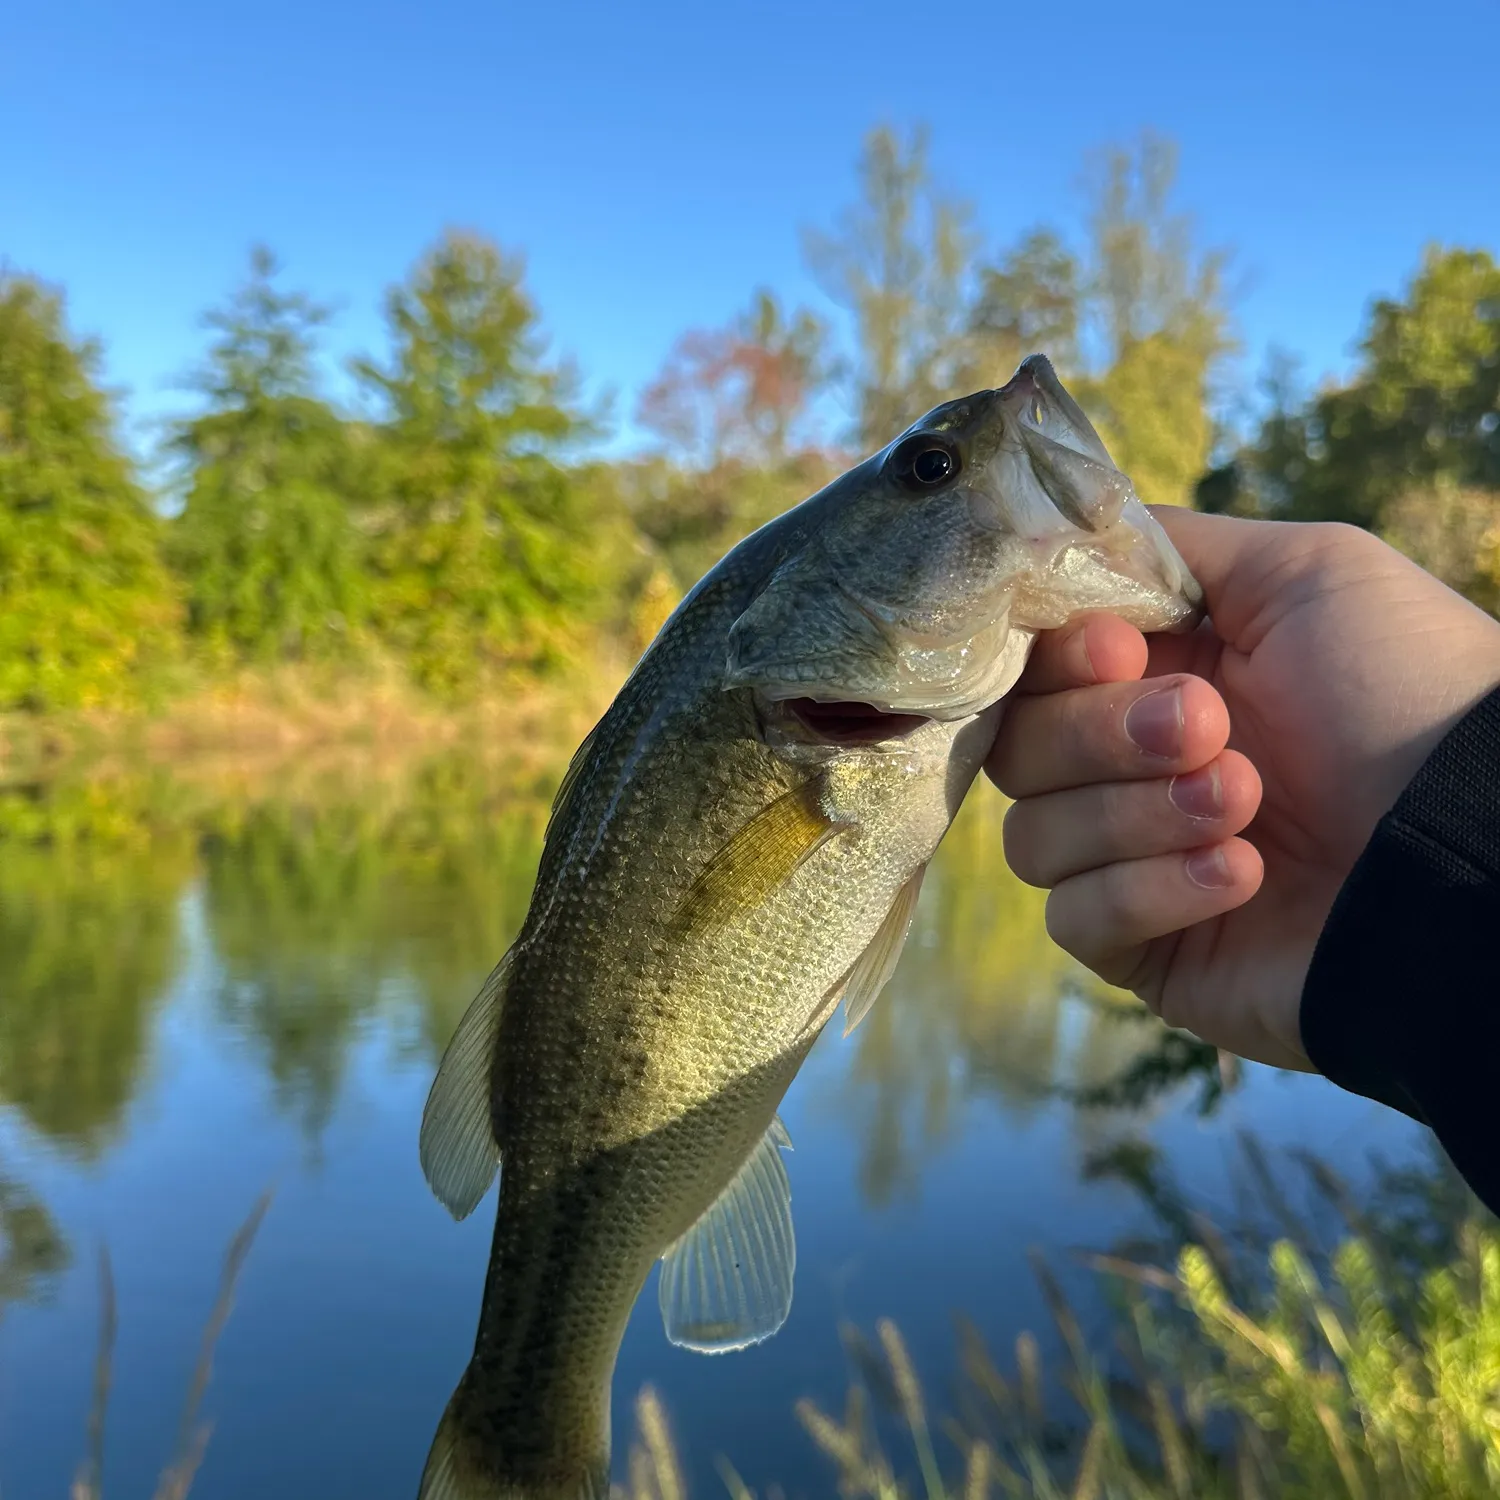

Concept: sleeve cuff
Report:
left=1301, top=685, right=1500, bottom=1208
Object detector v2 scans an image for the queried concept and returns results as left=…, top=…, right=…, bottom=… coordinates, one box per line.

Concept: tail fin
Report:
left=417, top=1370, right=610, bottom=1500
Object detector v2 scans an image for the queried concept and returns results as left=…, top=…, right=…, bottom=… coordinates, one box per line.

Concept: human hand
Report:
left=986, top=510, right=1500, bottom=1071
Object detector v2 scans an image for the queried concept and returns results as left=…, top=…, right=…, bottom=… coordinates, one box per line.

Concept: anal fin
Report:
left=658, top=1116, right=795, bottom=1353
left=419, top=949, right=511, bottom=1220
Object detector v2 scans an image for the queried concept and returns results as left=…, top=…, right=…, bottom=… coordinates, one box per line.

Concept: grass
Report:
left=0, top=647, right=626, bottom=785
left=617, top=1141, right=1500, bottom=1500
left=67, top=1192, right=270, bottom=1500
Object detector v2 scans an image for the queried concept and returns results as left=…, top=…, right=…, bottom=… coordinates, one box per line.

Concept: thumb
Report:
left=1146, top=505, right=1321, bottom=636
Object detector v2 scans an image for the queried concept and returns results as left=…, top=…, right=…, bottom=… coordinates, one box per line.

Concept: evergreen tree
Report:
left=0, top=275, right=179, bottom=710
left=168, top=247, right=369, bottom=662
left=355, top=230, right=606, bottom=694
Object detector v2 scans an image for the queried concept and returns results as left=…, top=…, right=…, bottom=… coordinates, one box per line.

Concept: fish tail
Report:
left=417, top=1366, right=609, bottom=1500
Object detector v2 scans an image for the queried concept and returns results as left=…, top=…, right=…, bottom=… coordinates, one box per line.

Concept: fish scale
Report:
left=413, top=355, right=1204, bottom=1500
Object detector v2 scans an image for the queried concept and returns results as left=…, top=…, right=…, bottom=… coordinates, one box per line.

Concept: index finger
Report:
left=1015, top=613, right=1150, bottom=696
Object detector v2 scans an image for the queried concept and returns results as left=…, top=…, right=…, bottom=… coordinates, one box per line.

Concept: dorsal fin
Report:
left=544, top=717, right=604, bottom=844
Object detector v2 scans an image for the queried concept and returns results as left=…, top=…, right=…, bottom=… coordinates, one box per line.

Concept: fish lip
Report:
left=775, top=697, right=933, bottom=745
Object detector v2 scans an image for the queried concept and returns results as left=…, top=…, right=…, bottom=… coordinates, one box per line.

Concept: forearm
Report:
left=1301, top=687, right=1500, bottom=1213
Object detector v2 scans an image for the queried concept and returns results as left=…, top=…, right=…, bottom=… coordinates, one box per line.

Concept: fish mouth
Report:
left=782, top=698, right=932, bottom=744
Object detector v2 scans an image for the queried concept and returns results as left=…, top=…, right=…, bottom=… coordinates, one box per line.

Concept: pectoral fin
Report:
left=671, top=781, right=847, bottom=938
left=419, top=949, right=511, bottom=1221
left=658, top=1116, right=795, bottom=1353
left=841, top=862, right=927, bottom=1036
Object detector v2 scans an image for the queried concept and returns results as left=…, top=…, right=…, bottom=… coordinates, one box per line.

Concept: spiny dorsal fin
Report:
left=842, top=862, right=927, bottom=1036
left=419, top=949, right=511, bottom=1220
left=658, top=1115, right=795, bottom=1353
left=671, top=780, right=847, bottom=939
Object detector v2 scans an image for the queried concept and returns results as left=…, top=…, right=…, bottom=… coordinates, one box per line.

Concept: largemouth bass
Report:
left=416, top=356, right=1203, bottom=1500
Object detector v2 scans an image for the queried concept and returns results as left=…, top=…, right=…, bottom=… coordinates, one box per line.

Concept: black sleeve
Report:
left=1300, top=686, right=1500, bottom=1215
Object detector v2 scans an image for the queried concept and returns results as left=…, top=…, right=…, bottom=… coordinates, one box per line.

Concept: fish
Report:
left=414, top=355, right=1204, bottom=1500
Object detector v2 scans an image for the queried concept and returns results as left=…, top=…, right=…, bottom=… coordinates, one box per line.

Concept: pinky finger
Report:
left=1043, top=838, right=1264, bottom=990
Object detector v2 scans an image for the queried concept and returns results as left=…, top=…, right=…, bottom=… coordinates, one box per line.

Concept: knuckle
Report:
left=1098, top=859, right=1152, bottom=934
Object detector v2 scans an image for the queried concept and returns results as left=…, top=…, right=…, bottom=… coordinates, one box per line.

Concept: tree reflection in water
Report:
left=0, top=744, right=1223, bottom=1184
left=827, top=792, right=1224, bottom=1206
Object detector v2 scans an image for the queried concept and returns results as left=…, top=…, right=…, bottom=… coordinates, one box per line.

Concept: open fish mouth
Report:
left=782, top=698, right=932, bottom=744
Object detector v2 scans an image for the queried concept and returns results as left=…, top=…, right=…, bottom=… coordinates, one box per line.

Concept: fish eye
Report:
left=890, top=435, right=961, bottom=492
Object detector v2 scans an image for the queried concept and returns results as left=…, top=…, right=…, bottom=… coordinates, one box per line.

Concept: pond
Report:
left=0, top=742, right=1431, bottom=1499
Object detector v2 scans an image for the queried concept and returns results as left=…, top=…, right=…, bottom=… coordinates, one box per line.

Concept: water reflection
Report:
left=0, top=1165, right=67, bottom=1313
left=0, top=776, right=194, bottom=1153
left=836, top=791, right=1177, bottom=1204
left=0, top=741, right=1423, bottom=1499
left=201, top=758, right=547, bottom=1135
left=0, top=745, right=1206, bottom=1174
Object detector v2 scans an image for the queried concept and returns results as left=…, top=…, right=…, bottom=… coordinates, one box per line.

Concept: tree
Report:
left=168, top=247, right=369, bottom=663
left=1378, top=482, right=1500, bottom=614
left=1071, top=134, right=1234, bottom=509
left=804, top=126, right=1232, bottom=503
left=804, top=124, right=980, bottom=450
left=355, top=230, right=610, bottom=694
left=636, top=288, right=827, bottom=469
left=0, top=275, right=179, bottom=710
left=1313, top=246, right=1499, bottom=526
left=966, top=229, right=1081, bottom=384
left=629, top=288, right=836, bottom=588
left=1213, top=247, right=1500, bottom=530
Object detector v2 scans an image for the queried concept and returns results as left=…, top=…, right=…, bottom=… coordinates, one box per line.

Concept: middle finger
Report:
left=988, top=674, right=1230, bottom=800
left=1003, top=750, right=1263, bottom=888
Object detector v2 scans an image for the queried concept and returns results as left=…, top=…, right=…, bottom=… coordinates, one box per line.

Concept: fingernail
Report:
left=1185, top=847, right=1233, bottom=889
left=1123, top=686, right=1183, bottom=759
left=1169, top=764, right=1222, bottom=820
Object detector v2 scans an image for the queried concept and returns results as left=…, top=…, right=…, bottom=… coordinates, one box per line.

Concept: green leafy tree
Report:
left=1311, top=246, right=1500, bottom=525
left=805, top=126, right=1231, bottom=503
left=0, top=275, right=180, bottom=710
left=1216, top=247, right=1500, bottom=531
left=1072, top=134, right=1234, bottom=509
left=167, top=247, right=369, bottom=663
left=356, top=231, right=609, bottom=694
left=804, top=124, right=979, bottom=450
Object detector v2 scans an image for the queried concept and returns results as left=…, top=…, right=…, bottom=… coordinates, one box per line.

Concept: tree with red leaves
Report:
left=637, top=289, right=827, bottom=469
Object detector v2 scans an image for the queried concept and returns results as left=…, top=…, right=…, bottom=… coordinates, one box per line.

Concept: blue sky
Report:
left=4, top=0, right=1497, bottom=460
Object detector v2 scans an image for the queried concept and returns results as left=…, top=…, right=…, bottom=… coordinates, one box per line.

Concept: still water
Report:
left=0, top=745, right=1427, bottom=1498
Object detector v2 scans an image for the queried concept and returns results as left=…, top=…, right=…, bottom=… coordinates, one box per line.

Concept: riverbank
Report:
left=0, top=650, right=629, bottom=790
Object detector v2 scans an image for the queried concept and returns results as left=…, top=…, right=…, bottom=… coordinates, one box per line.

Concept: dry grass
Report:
left=68, top=1193, right=270, bottom=1500
left=0, top=650, right=625, bottom=789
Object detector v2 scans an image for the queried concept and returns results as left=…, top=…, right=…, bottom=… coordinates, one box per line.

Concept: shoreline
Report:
left=0, top=654, right=628, bottom=791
